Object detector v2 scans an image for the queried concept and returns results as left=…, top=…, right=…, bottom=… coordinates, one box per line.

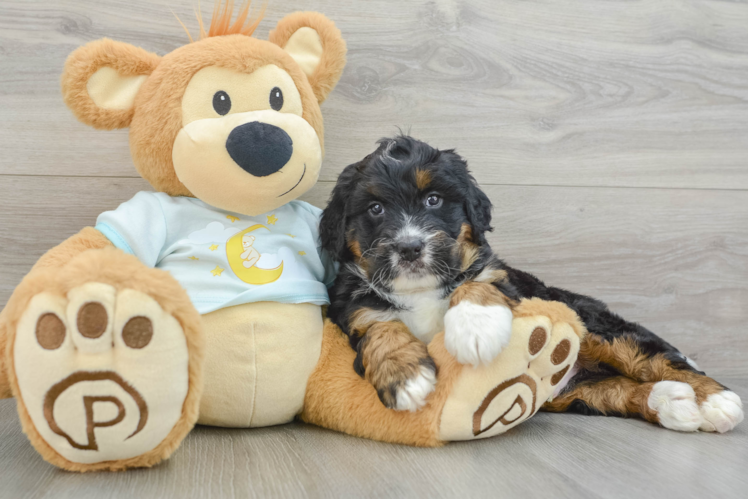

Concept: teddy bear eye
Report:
left=269, top=87, right=283, bottom=111
left=213, top=90, right=231, bottom=116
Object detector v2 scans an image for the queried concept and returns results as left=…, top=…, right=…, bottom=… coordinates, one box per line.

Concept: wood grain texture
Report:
left=1, top=0, right=748, bottom=188
left=1, top=0, right=748, bottom=496
left=1, top=380, right=747, bottom=498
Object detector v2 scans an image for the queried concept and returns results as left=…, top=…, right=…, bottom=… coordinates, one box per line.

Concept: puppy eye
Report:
left=213, top=91, right=231, bottom=116
left=368, top=203, right=384, bottom=216
left=425, top=194, right=442, bottom=208
left=269, top=87, right=284, bottom=111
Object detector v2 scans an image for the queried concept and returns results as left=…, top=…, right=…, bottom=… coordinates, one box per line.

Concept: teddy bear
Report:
left=0, top=1, right=584, bottom=471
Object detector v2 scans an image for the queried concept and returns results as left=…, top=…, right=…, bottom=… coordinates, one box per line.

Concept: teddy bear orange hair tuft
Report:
left=175, top=0, right=267, bottom=42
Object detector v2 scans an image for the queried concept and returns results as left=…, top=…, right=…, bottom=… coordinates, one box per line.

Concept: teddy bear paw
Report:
left=13, top=283, right=191, bottom=466
left=438, top=311, right=580, bottom=441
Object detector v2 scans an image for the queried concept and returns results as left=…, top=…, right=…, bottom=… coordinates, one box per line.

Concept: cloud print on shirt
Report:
left=188, top=221, right=241, bottom=243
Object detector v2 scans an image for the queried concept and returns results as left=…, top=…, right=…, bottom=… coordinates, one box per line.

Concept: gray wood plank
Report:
left=1, top=0, right=748, bottom=189
left=1, top=379, right=746, bottom=498
left=0, top=175, right=746, bottom=378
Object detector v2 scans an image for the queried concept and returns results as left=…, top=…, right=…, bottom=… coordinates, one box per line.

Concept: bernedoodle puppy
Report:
left=319, top=135, right=743, bottom=433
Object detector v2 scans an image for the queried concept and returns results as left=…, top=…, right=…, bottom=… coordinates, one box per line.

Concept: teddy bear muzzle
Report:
left=172, top=109, right=322, bottom=216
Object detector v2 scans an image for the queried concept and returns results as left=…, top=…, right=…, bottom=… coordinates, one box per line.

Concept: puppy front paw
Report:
left=359, top=321, right=438, bottom=411
left=393, top=364, right=438, bottom=412
left=371, top=355, right=437, bottom=412
left=444, top=302, right=513, bottom=367
left=368, top=353, right=437, bottom=412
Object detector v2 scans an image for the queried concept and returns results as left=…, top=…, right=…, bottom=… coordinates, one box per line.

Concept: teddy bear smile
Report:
left=278, top=163, right=306, bottom=197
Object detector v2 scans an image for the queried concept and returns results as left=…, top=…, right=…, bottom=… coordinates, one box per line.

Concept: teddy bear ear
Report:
left=61, top=38, right=161, bottom=130
left=269, top=12, right=347, bottom=104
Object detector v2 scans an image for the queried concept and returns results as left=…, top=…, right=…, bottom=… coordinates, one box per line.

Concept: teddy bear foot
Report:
left=12, top=284, right=192, bottom=470
left=437, top=298, right=584, bottom=441
left=5, top=248, right=203, bottom=471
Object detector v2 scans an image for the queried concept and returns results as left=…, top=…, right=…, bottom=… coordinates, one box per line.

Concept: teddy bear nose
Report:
left=225, top=122, right=294, bottom=177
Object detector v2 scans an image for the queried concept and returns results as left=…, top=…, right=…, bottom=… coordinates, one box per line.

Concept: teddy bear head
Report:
left=60, top=2, right=346, bottom=216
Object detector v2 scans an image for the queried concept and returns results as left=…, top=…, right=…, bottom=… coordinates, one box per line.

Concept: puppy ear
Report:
left=319, top=161, right=361, bottom=260
left=464, top=175, right=494, bottom=246
left=269, top=12, right=346, bottom=104
left=61, top=39, right=160, bottom=130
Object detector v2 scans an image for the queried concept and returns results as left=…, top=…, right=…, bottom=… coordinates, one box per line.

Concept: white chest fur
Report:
left=391, top=289, right=450, bottom=343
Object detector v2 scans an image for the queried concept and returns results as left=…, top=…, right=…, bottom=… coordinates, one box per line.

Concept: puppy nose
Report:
left=397, top=239, right=424, bottom=262
left=226, top=122, right=293, bottom=177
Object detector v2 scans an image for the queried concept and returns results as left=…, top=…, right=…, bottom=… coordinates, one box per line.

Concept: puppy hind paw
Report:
left=699, top=391, right=744, bottom=433
left=648, top=381, right=703, bottom=432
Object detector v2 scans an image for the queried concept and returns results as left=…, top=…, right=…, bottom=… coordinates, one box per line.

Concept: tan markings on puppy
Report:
left=360, top=321, right=433, bottom=408
left=456, top=223, right=474, bottom=245
left=347, top=239, right=362, bottom=258
left=543, top=376, right=660, bottom=423
left=348, top=307, right=396, bottom=338
left=459, top=246, right=479, bottom=272
left=475, top=268, right=508, bottom=284
left=455, top=223, right=479, bottom=271
left=449, top=281, right=515, bottom=309
left=578, top=334, right=725, bottom=404
left=415, top=169, right=431, bottom=190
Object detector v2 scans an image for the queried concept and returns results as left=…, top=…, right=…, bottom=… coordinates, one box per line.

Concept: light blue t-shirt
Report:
left=96, top=192, right=336, bottom=314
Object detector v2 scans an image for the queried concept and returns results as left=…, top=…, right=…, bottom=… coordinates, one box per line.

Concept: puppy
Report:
left=320, top=136, right=744, bottom=434
left=320, top=136, right=522, bottom=410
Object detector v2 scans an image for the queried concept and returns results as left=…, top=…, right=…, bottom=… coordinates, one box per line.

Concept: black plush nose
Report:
left=225, top=122, right=293, bottom=177
left=397, top=239, right=424, bottom=262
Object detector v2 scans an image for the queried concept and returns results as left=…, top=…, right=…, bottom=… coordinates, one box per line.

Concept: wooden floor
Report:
left=1, top=0, right=747, bottom=497
left=2, top=380, right=748, bottom=498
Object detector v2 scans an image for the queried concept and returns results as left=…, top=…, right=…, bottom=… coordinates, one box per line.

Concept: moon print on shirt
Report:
left=226, top=225, right=284, bottom=285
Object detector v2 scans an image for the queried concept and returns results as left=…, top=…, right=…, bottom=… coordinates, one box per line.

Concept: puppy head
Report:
left=60, top=2, right=346, bottom=216
left=320, top=135, right=493, bottom=292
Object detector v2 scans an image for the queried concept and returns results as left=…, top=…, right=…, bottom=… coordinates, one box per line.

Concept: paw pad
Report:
left=14, top=284, right=190, bottom=463
left=36, top=313, right=66, bottom=350
left=528, top=327, right=547, bottom=356
left=551, top=366, right=570, bottom=386
left=438, top=314, right=580, bottom=441
left=77, top=301, right=108, bottom=338
left=122, top=316, right=153, bottom=349
left=551, top=339, right=571, bottom=365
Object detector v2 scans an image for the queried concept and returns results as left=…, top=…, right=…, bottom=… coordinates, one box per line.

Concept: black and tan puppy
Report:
left=320, top=135, right=743, bottom=432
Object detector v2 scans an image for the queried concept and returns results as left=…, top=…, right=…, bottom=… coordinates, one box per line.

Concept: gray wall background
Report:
left=1, top=0, right=746, bottom=380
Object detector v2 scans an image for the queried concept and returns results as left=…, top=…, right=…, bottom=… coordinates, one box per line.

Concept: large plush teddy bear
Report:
left=0, top=2, right=584, bottom=472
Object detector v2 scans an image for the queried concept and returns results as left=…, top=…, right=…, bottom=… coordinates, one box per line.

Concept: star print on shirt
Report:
left=211, top=266, right=224, bottom=276
left=188, top=256, right=199, bottom=260
left=298, top=251, right=306, bottom=256
left=226, top=215, right=240, bottom=223
left=209, top=244, right=219, bottom=251
left=267, top=214, right=278, bottom=225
